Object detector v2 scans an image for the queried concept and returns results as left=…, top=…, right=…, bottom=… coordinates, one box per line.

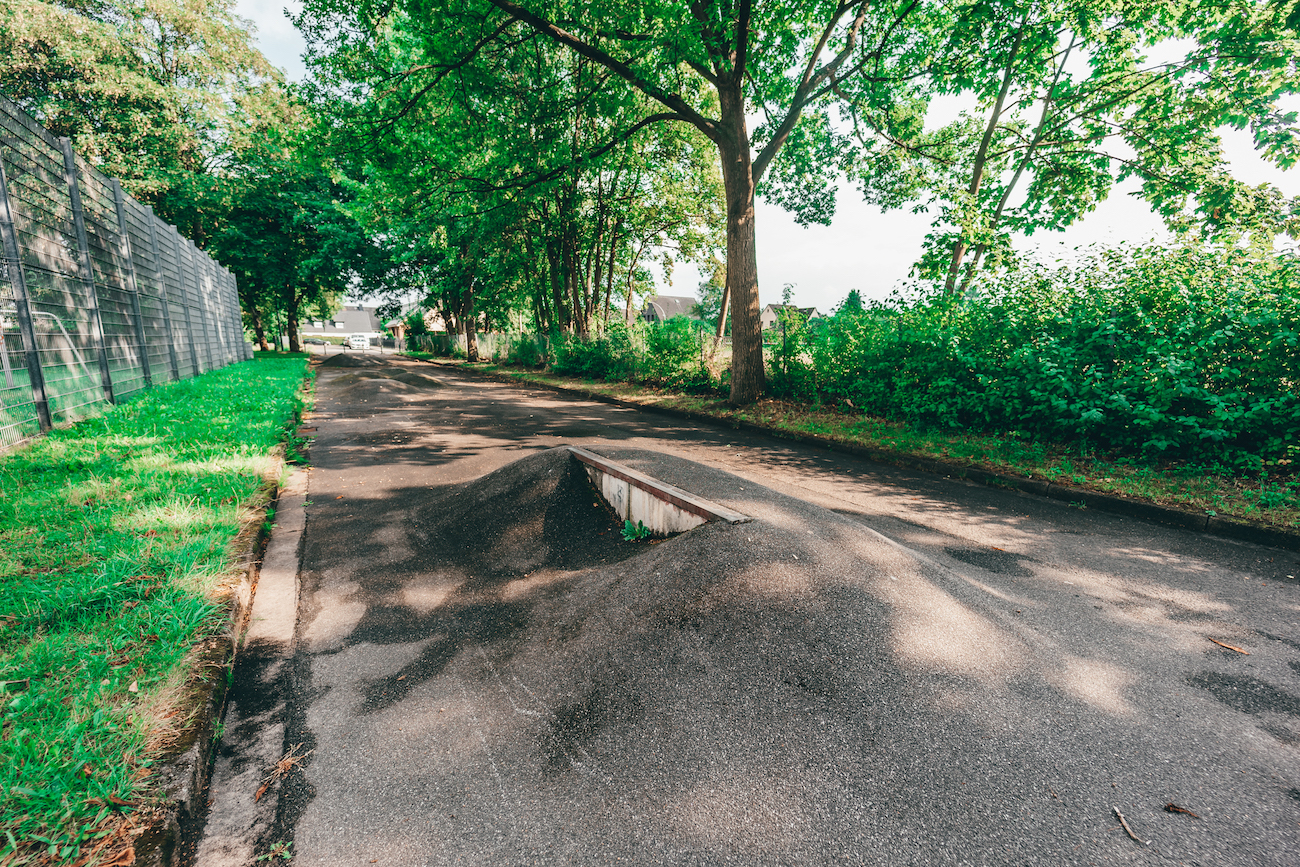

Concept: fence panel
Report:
left=123, top=195, right=175, bottom=383
left=0, top=94, right=250, bottom=452
left=0, top=112, right=108, bottom=428
left=73, top=155, right=149, bottom=400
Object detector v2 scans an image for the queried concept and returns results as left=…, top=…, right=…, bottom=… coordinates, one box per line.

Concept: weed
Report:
left=621, top=520, right=653, bottom=542
left=257, top=841, right=293, bottom=861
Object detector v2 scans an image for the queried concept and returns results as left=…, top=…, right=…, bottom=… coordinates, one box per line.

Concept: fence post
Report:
left=60, top=138, right=115, bottom=404
left=0, top=161, right=52, bottom=431
left=145, top=207, right=181, bottom=381
left=110, top=179, right=152, bottom=389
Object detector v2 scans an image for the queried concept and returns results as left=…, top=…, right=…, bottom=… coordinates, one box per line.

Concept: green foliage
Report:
left=0, top=358, right=308, bottom=865
left=403, top=312, right=430, bottom=351
left=621, top=520, right=652, bottom=542
left=545, top=317, right=715, bottom=391
left=766, top=305, right=820, bottom=402
left=778, top=0, right=1300, bottom=290
left=803, top=243, right=1300, bottom=470
left=257, top=841, right=294, bottom=861
left=211, top=125, right=379, bottom=352
left=0, top=0, right=289, bottom=243
left=300, top=1, right=725, bottom=344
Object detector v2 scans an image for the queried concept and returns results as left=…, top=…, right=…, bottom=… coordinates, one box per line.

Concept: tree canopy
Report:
left=296, top=0, right=1300, bottom=400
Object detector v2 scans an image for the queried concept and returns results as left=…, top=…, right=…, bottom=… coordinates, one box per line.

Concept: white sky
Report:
left=236, top=0, right=1298, bottom=313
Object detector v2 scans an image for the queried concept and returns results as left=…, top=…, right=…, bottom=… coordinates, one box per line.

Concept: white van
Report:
left=347, top=333, right=370, bottom=350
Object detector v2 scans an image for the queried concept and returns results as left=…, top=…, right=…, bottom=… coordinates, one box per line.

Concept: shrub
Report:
left=806, top=243, right=1300, bottom=469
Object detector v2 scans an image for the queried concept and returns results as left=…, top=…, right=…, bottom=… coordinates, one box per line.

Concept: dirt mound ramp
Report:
left=330, top=369, right=444, bottom=389
left=330, top=371, right=391, bottom=385
left=336, top=378, right=418, bottom=401
left=411, top=447, right=633, bottom=579
left=317, top=353, right=388, bottom=368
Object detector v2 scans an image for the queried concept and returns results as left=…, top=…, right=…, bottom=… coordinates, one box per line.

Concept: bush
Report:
left=546, top=317, right=718, bottom=390
left=806, top=243, right=1300, bottom=469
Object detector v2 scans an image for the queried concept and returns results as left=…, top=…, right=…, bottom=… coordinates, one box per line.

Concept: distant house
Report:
left=760, top=303, right=821, bottom=331
left=301, top=305, right=382, bottom=338
left=641, top=295, right=700, bottom=323
left=385, top=309, right=448, bottom=344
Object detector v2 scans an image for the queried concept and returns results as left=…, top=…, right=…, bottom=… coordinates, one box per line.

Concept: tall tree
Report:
left=299, top=0, right=945, bottom=404
left=0, top=0, right=289, bottom=242
left=302, top=7, right=722, bottom=349
left=822, top=0, right=1300, bottom=293
left=211, top=124, right=378, bottom=352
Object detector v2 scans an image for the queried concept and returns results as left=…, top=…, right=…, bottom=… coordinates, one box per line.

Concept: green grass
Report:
left=0, top=356, right=310, bottom=866
left=445, top=360, right=1300, bottom=531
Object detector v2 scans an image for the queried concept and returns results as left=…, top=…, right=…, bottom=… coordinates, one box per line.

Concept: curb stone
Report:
left=132, top=461, right=286, bottom=867
left=190, top=466, right=309, bottom=867
left=422, top=359, right=1300, bottom=554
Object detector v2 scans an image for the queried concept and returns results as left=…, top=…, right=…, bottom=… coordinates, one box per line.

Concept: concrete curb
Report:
left=192, top=467, right=308, bottom=867
left=133, top=465, right=285, bottom=867
left=426, top=359, right=1300, bottom=554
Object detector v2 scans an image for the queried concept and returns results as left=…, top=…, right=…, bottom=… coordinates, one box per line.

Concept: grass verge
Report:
left=0, top=356, right=311, bottom=866
left=425, top=358, right=1300, bottom=532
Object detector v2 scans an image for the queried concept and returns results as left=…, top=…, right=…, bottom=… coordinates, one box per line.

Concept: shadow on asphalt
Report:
left=256, top=359, right=1300, bottom=866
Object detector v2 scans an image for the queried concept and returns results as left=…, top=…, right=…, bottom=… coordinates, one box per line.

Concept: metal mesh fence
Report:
left=0, top=95, right=251, bottom=452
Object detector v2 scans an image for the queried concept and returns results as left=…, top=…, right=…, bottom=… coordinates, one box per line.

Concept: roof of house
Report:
left=761, top=303, right=821, bottom=320
left=641, top=295, right=700, bottom=321
left=301, top=306, right=382, bottom=334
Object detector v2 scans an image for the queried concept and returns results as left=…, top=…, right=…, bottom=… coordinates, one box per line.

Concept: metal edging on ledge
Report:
left=567, top=446, right=752, bottom=525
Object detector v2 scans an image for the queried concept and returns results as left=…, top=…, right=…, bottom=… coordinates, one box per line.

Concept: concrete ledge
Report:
left=194, top=467, right=308, bottom=867
left=422, top=360, right=1300, bottom=554
left=570, top=445, right=751, bottom=534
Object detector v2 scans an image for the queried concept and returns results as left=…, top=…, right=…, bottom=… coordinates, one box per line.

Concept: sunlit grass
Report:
left=0, top=356, right=309, bottom=866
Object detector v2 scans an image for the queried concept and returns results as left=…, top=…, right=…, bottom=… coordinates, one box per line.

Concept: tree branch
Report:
left=485, top=0, right=721, bottom=141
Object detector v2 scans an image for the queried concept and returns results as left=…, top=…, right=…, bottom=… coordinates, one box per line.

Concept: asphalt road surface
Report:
left=270, top=356, right=1299, bottom=866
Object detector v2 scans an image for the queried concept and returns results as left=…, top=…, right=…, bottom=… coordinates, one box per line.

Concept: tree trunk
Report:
left=717, top=84, right=764, bottom=406
left=463, top=282, right=480, bottom=363
left=286, top=291, right=301, bottom=353
left=714, top=276, right=730, bottom=344
left=249, top=307, right=270, bottom=351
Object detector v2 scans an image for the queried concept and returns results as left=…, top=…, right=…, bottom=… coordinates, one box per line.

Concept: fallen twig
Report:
left=1163, top=803, right=1200, bottom=819
left=256, top=742, right=314, bottom=802
left=1208, top=638, right=1250, bottom=655
left=1114, top=806, right=1149, bottom=845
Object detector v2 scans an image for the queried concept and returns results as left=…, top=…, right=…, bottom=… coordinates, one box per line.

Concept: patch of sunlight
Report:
left=670, top=770, right=808, bottom=855
left=498, top=571, right=568, bottom=602
left=735, top=561, right=817, bottom=599
left=401, top=576, right=462, bottom=611
left=302, top=580, right=366, bottom=652
left=1108, top=546, right=1214, bottom=571
left=1119, top=582, right=1231, bottom=614
left=122, top=500, right=216, bottom=533
left=64, top=476, right=122, bottom=507
left=1048, top=657, right=1136, bottom=716
left=886, top=569, right=1027, bottom=681
left=960, top=576, right=1035, bottom=607
left=134, top=454, right=276, bottom=477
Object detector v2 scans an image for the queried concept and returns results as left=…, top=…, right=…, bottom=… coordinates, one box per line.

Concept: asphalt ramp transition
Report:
left=312, top=353, right=447, bottom=400
left=256, top=441, right=1292, bottom=865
